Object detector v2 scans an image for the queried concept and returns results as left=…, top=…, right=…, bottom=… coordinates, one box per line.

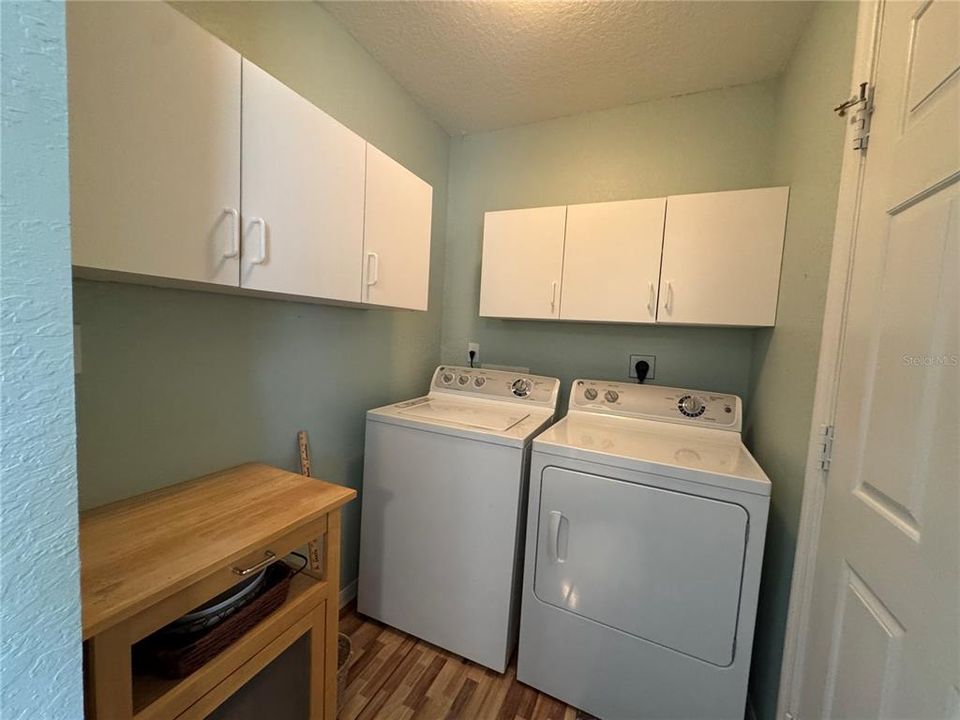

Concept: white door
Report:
left=560, top=199, right=666, bottom=323
left=240, top=60, right=366, bottom=301
left=362, top=145, right=433, bottom=310
left=67, top=2, right=241, bottom=285
left=659, top=187, right=788, bottom=326
left=798, top=2, right=959, bottom=718
left=479, top=206, right=567, bottom=319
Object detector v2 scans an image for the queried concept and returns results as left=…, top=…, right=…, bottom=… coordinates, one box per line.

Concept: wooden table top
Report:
left=80, top=463, right=355, bottom=639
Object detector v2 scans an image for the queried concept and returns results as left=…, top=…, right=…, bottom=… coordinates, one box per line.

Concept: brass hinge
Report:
left=834, top=82, right=875, bottom=152
left=817, top=424, right=835, bottom=471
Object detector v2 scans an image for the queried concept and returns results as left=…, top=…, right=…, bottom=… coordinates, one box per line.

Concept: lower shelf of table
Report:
left=133, top=571, right=328, bottom=720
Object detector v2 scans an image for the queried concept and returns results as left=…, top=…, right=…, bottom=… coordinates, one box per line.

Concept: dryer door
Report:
left=534, top=466, right=748, bottom=666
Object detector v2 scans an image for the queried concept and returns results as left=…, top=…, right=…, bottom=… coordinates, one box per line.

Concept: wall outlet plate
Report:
left=467, top=342, right=480, bottom=367
left=628, top=354, right=656, bottom=381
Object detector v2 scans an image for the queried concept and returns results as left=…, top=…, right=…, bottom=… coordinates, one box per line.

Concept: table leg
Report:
left=323, top=510, right=341, bottom=719
left=86, top=625, right=133, bottom=719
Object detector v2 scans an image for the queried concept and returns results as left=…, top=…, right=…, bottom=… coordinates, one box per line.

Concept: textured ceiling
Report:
left=322, top=1, right=815, bottom=134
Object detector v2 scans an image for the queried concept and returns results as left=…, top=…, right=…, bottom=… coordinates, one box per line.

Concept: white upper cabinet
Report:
left=659, top=187, right=789, bottom=326
left=68, top=2, right=241, bottom=285
left=240, top=59, right=366, bottom=302
left=479, top=207, right=568, bottom=320
left=362, top=146, right=433, bottom=311
left=560, top=198, right=666, bottom=323
left=478, top=187, right=787, bottom=327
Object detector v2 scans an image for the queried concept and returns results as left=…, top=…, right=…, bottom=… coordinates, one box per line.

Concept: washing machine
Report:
left=358, top=365, right=560, bottom=672
left=518, top=379, right=770, bottom=720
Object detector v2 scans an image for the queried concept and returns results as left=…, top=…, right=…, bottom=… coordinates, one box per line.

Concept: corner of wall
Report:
left=0, top=2, right=84, bottom=717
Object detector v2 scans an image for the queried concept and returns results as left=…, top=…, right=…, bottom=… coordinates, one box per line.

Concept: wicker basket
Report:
left=337, top=633, right=352, bottom=715
left=134, top=563, right=294, bottom=679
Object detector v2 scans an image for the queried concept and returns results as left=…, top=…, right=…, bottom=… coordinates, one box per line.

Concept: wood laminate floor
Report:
left=339, top=609, right=583, bottom=720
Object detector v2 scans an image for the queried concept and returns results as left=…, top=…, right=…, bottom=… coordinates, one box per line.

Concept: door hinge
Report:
left=817, top=424, right=835, bottom=471
left=834, top=82, right=874, bottom=152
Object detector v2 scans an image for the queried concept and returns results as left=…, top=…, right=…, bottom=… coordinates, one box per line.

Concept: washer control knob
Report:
left=511, top=378, right=532, bottom=398
left=604, top=390, right=620, bottom=403
left=583, top=388, right=598, bottom=401
left=679, top=395, right=705, bottom=417
left=474, top=376, right=486, bottom=388
left=457, top=374, right=470, bottom=386
left=441, top=372, right=455, bottom=385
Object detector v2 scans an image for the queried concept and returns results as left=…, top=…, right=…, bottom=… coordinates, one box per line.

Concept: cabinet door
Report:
left=241, top=60, right=366, bottom=301
left=659, top=187, right=789, bottom=326
left=362, top=146, right=433, bottom=311
left=560, top=198, right=666, bottom=323
left=479, top=207, right=567, bottom=319
left=68, top=2, right=241, bottom=285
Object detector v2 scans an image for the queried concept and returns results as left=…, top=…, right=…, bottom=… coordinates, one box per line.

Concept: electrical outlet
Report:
left=628, top=354, right=656, bottom=381
left=467, top=342, right=480, bottom=367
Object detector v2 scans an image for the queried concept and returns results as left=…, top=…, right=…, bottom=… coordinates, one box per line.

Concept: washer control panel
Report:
left=570, top=379, right=741, bottom=431
left=432, top=366, right=560, bottom=407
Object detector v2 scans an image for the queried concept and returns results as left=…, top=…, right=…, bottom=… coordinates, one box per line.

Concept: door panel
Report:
left=362, top=145, right=433, bottom=310
left=534, top=467, right=747, bottom=666
left=659, top=187, right=788, bottom=326
left=824, top=565, right=905, bottom=720
left=799, top=2, right=959, bottom=718
left=68, top=2, right=241, bottom=285
left=241, top=59, right=366, bottom=301
left=560, top=198, right=666, bottom=323
left=479, top=207, right=567, bottom=319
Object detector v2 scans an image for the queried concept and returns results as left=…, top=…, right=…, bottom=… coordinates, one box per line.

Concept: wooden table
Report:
left=80, top=463, right=356, bottom=720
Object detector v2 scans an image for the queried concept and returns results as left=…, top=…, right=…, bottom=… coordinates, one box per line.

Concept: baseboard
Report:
left=339, top=579, right=357, bottom=609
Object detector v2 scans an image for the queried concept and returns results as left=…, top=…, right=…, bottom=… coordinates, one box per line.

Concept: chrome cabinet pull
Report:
left=232, top=550, right=277, bottom=576
left=647, top=281, right=656, bottom=317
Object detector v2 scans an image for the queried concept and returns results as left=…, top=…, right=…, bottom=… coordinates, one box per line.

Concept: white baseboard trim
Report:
left=339, top=579, right=357, bottom=609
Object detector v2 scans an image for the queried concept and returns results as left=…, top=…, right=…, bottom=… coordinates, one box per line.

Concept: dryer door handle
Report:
left=548, top=510, right=567, bottom=563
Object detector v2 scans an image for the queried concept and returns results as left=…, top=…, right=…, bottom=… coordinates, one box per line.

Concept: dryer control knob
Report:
left=679, top=395, right=705, bottom=416
left=604, top=390, right=620, bottom=403
left=441, top=372, right=455, bottom=385
left=511, top=378, right=532, bottom=398
left=584, top=388, right=598, bottom=401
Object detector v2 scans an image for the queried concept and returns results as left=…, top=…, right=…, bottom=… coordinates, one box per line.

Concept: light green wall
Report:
left=440, top=81, right=780, bottom=406
left=1, top=2, right=83, bottom=716
left=745, top=3, right=858, bottom=719
left=74, top=3, right=450, bottom=598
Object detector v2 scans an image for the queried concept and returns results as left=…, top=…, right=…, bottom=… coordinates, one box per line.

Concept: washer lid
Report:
left=398, top=398, right=530, bottom=432
left=368, top=396, right=554, bottom=448
left=534, top=414, right=770, bottom=496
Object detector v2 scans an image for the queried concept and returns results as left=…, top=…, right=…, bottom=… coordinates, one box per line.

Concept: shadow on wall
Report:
left=72, top=279, right=440, bottom=590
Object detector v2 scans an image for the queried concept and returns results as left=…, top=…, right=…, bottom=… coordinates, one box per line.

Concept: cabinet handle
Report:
left=647, top=281, right=656, bottom=317
left=551, top=281, right=559, bottom=313
left=249, top=217, right=267, bottom=265
left=664, top=281, right=674, bottom=314
left=548, top=511, right=566, bottom=563
left=366, top=252, right=379, bottom=296
left=223, top=208, right=240, bottom=258
left=232, top=550, right=278, bottom=576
